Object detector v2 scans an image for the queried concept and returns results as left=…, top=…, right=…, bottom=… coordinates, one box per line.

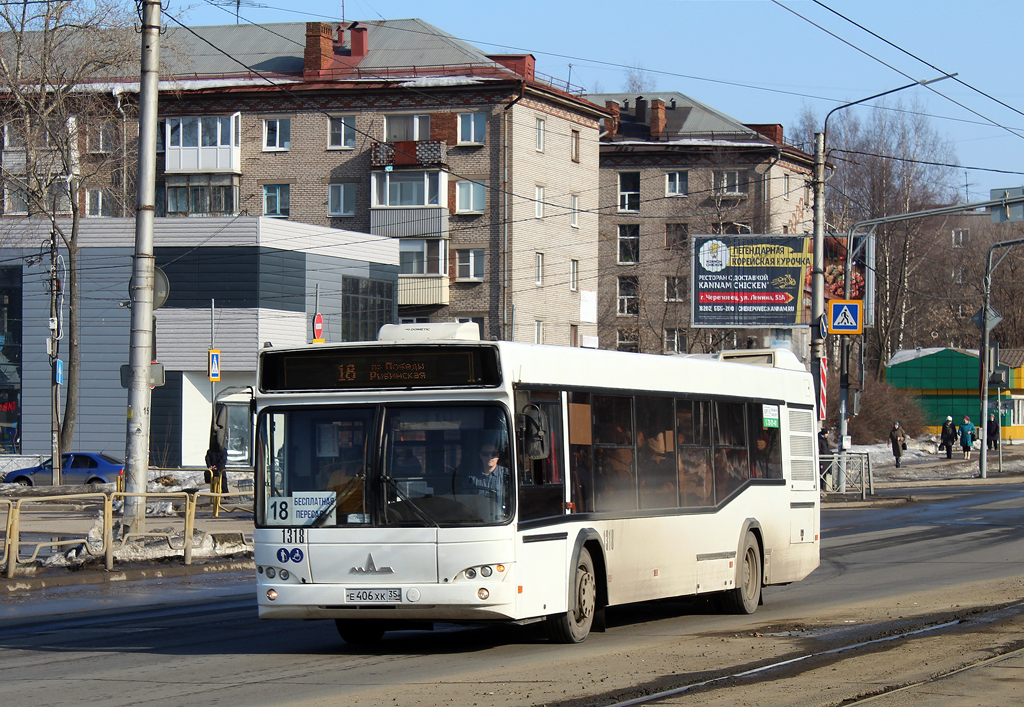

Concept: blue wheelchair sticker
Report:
left=289, top=548, right=304, bottom=563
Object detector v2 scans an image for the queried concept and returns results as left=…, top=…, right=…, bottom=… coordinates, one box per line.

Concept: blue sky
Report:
left=179, top=0, right=1024, bottom=203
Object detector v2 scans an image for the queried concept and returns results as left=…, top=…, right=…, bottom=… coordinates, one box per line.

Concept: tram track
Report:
left=545, top=601, right=1024, bottom=707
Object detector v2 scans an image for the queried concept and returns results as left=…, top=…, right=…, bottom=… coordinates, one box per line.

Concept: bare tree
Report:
left=0, top=0, right=136, bottom=451
left=623, top=64, right=657, bottom=93
left=792, top=99, right=960, bottom=375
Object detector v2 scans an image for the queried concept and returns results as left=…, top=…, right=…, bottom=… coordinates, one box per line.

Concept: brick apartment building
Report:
left=588, top=92, right=815, bottom=355
left=152, top=18, right=607, bottom=345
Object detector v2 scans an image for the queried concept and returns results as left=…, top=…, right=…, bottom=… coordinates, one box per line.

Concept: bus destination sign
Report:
left=260, top=346, right=501, bottom=392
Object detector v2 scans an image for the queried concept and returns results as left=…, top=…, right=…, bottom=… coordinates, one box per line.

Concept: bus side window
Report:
left=517, top=391, right=564, bottom=522
left=568, top=392, right=593, bottom=513
left=592, top=395, right=636, bottom=512
left=677, top=400, right=713, bottom=507
left=714, top=402, right=749, bottom=500
left=636, top=395, right=676, bottom=510
left=748, top=404, right=782, bottom=479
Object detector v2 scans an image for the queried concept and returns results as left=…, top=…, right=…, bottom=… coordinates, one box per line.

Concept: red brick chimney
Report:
left=746, top=123, right=784, bottom=144
left=604, top=100, right=620, bottom=139
left=304, top=22, right=334, bottom=76
left=350, top=22, right=368, bottom=60
left=486, top=54, right=536, bottom=81
left=650, top=99, right=666, bottom=140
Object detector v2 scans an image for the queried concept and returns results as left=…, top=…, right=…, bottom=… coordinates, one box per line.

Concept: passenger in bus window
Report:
left=569, top=444, right=594, bottom=512
left=594, top=447, right=635, bottom=511
left=638, top=430, right=677, bottom=509
left=715, top=448, right=748, bottom=499
left=678, top=448, right=712, bottom=506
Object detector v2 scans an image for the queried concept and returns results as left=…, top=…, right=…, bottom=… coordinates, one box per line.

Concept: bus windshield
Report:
left=257, top=404, right=513, bottom=528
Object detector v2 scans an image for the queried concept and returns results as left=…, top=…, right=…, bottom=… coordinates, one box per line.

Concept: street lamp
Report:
left=811, top=74, right=954, bottom=490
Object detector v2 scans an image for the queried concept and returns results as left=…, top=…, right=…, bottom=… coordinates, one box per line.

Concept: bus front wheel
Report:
left=720, top=531, right=762, bottom=614
left=546, top=547, right=597, bottom=643
left=335, top=620, right=385, bottom=645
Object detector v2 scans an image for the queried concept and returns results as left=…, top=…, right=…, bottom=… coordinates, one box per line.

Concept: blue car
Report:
left=3, top=453, right=125, bottom=486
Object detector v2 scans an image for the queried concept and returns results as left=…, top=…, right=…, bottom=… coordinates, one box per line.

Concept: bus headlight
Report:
left=465, top=568, right=477, bottom=579
left=477, top=588, right=489, bottom=600
left=279, top=569, right=290, bottom=581
left=480, top=565, right=493, bottom=577
left=266, top=567, right=277, bottom=579
left=266, top=589, right=278, bottom=601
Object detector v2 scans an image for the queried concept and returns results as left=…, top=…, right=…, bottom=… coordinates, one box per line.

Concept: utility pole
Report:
left=123, top=0, right=161, bottom=535
left=810, top=133, right=826, bottom=425
left=48, top=229, right=61, bottom=485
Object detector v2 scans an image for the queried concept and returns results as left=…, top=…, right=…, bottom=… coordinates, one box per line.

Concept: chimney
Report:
left=604, top=100, right=620, bottom=139
left=337, top=25, right=346, bottom=46
left=745, top=123, right=784, bottom=144
left=486, top=54, right=536, bottom=81
left=350, top=22, right=368, bottom=60
left=635, top=96, right=647, bottom=125
left=650, top=99, right=666, bottom=140
left=304, top=22, right=334, bottom=76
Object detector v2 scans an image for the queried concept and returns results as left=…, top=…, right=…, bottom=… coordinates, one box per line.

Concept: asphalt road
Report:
left=2, top=484, right=1024, bottom=707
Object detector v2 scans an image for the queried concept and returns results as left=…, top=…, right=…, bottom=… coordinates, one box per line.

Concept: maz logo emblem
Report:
left=350, top=554, right=394, bottom=575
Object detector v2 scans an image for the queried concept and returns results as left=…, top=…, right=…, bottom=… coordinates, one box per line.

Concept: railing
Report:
left=1, top=489, right=253, bottom=578
left=370, top=140, right=447, bottom=167
left=819, top=452, right=874, bottom=499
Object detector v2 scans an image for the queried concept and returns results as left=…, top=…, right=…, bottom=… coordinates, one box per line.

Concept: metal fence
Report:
left=820, top=452, right=874, bottom=498
left=1, top=489, right=253, bottom=578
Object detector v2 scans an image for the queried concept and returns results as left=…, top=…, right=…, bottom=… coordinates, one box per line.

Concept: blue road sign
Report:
left=828, top=300, right=863, bottom=335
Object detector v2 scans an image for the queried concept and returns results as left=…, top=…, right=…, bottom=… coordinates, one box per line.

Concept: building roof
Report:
left=162, top=19, right=509, bottom=80
left=886, top=347, right=979, bottom=368
left=587, top=91, right=764, bottom=141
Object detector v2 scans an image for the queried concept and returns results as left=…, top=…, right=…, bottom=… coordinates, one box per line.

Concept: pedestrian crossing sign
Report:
left=827, top=300, right=863, bottom=334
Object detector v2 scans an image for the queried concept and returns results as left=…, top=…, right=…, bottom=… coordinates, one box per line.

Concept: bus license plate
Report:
left=346, top=588, right=402, bottom=603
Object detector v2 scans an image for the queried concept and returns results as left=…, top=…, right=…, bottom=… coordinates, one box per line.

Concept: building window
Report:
left=570, top=194, right=579, bottom=227
left=328, top=116, right=356, bottom=149
left=536, top=252, right=544, bottom=285
left=569, top=324, right=579, bottom=347
left=165, top=174, right=237, bottom=217
left=5, top=185, right=27, bottom=215
left=570, top=129, right=580, bottom=162
left=784, top=173, right=791, bottom=200
left=3, top=121, right=25, bottom=149
left=86, top=189, right=115, bottom=217
left=535, top=185, right=544, bottom=218
left=617, top=276, right=639, bottom=316
left=618, top=224, right=639, bottom=264
left=535, top=320, right=544, bottom=345
left=619, top=172, right=640, bottom=211
left=263, top=118, right=291, bottom=151
left=952, top=228, right=968, bottom=248
left=953, top=266, right=964, bottom=284
left=399, top=239, right=447, bottom=275
left=666, top=171, right=688, bottom=196
left=328, top=183, right=355, bottom=216
left=263, top=184, right=290, bottom=217
left=457, top=316, right=485, bottom=336
left=372, top=171, right=441, bottom=207
left=458, top=113, right=486, bottom=144
left=342, top=276, right=395, bottom=342
left=570, top=259, right=579, bottom=291
left=456, top=248, right=485, bottom=280
left=666, top=223, right=688, bottom=250
left=665, top=276, right=683, bottom=302
left=385, top=114, right=430, bottom=142
left=88, top=123, right=116, bottom=154
left=456, top=180, right=486, bottom=213
left=400, top=316, right=430, bottom=324
left=536, top=117, right=545, bottom=151
left=169, top=116, right=232, bottom=148
left=665, top=328, right=685, bottom=354
left=617, top=327, right=639, bottom=352
left=714, top=170, right=747, bottom=195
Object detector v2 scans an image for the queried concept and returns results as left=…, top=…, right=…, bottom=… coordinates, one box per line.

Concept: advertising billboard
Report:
left=691, top=235, right=812, bottom=328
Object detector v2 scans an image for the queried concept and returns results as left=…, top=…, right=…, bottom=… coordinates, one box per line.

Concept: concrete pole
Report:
left=123, top=0, right=161, bottom=535
left=49, top=229, right=61, bottom=485
left=811, top=133, right=825, bottom=423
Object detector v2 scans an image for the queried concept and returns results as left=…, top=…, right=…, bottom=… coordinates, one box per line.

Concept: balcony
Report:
left=370, top=207, right=448, bottom=238
left=165, top=143, right=240, bottom=174
left=398, top=275, right=449, bottom=306
left=371, top=140, right=447, bottom=167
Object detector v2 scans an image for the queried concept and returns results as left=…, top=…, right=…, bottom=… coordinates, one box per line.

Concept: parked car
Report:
left=3, top=453, right=124, bottom=486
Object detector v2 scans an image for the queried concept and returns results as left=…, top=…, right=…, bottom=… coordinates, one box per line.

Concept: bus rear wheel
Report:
left=720, top=531, right=761, bottom=614
left=546, top=547, right=597, bottom=643
left=335, top=620, right=385, bottom=645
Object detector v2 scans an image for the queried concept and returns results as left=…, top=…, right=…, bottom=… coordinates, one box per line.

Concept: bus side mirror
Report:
left=519, top=405, right=550, bottom=460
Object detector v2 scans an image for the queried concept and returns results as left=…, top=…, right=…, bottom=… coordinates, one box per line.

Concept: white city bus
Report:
left=253, top=323, right=819, bottom=644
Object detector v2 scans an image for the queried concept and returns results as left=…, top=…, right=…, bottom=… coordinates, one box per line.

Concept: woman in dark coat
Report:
left=888, top=421, right=906, bottom=468
left=940, top=416, right=958, bottom=459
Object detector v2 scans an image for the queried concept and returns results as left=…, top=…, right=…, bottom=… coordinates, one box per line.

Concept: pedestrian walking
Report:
left=987, top=413, right=1000, bottom=451
left=818, top=426, right=833, bottom=485
left=959, top=416, right=975, bottom=460
left=888, top=421, right=907, bottom=468
left=939, top=415, right=958, bottom=460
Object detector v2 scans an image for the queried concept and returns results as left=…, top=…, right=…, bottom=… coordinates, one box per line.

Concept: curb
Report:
left=2, top=558, right=254, bottom=594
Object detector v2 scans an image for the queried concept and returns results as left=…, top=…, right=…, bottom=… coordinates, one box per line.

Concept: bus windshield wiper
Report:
left=383, top=475, right=439, bottom=528
left=311, top=474, right=362, bottom=528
